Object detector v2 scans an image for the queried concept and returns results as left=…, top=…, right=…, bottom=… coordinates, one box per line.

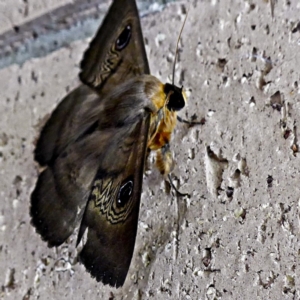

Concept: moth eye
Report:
left=115, top=25, right=132, bottom=51
left=164, top=83, right=186, bottom=111
left=117, top=179, right=133, bottom=207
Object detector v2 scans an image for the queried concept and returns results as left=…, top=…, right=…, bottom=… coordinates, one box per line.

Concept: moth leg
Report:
left=177, top=115, right=205, bottom=126
left=156, top=143, right=174, bottom=176
left=167, top=173, right=189, bottom=197
left=156, top=143, right=189, bottom=197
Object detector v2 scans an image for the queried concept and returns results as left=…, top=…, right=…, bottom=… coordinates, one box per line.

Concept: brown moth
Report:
left=30, top=0, right=193, bottom=287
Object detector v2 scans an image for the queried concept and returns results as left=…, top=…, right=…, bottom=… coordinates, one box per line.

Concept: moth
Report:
left=31, top=0, right=196, bottom=287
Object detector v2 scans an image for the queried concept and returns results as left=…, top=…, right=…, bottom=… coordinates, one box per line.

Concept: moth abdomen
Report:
left=156, top=144, right=174, bottom=176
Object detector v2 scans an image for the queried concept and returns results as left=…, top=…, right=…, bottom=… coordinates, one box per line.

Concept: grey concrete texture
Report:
left=1, top=0, right=300, bottom=299
left=0, top=0, right=171, bottom=69
left=0, top=0, right=71, bottom=34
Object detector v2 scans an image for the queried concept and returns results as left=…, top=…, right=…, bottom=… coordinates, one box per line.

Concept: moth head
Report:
left=164, top=83, right=186, bottom=111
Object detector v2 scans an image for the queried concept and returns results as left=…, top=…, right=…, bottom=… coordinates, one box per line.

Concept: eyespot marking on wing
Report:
left=117, top=177, right=134, bottom=208
left=115, top=24, right=132, bottom=51
left=91, top=176, right=135, bottom=224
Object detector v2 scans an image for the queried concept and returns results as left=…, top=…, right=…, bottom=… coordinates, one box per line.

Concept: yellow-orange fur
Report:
left=146, top=82, right=184, bottom=175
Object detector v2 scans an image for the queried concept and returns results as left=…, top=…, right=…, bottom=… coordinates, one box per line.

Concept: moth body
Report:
left=146, top=78, right=186, bottom=175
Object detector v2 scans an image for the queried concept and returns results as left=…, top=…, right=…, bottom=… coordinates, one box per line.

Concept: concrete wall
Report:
left=1, top=0, right=300, bottom=299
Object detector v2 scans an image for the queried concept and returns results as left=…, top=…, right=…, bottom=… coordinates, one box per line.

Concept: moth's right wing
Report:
left=76, top=112, right=151, bottom=287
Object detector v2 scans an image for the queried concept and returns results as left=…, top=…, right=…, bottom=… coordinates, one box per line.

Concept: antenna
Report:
left=172, top=9, right=189, bottom=85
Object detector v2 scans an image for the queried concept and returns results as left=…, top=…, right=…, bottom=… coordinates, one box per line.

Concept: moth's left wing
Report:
left=77, top=112, right=150, bottom=287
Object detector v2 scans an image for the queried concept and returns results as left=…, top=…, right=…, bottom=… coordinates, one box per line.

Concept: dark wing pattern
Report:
left=77, top=113, right=150, bottom=287
left=80, top=0, right=150, bottom=93
left=34, top=0, right=149, bottom=166
left=31, top=0, right=150, bottom=260
left=31, top=87, right=107, bottom=246
left=31, top=74, right=155, bottom=285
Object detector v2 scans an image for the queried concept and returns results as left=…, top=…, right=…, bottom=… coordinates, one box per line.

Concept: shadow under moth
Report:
left=30, top=0, right=198, bottom=287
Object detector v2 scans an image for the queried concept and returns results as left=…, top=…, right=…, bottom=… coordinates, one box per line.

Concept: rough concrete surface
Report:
left=1, top=0, right=300, bottom=299
left=0, top=0, right=74, bottom=34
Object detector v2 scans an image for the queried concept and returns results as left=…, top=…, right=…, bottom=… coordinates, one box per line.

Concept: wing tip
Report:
left=30, top=198, right=65, bottom=248
left=79, top=248, right=126, bottom=288
left=30, top=168, right=74, bottom=247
